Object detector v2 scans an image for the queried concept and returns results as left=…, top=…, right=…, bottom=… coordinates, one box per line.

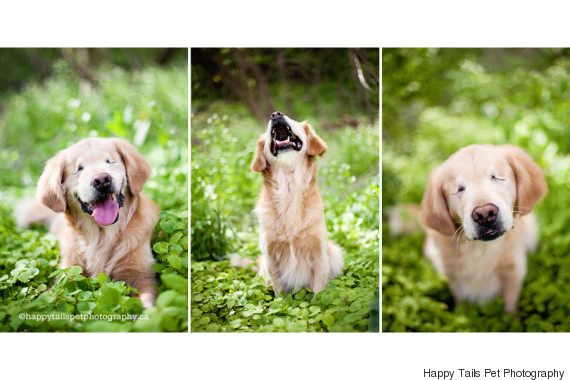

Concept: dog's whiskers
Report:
left=513, top=205, right=533, bottom=214
left=453, top=225, right=466, bottom=254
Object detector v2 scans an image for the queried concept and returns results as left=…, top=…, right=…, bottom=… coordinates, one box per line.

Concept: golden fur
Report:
left=418, top=145, right=547, bottom=313
left=237, top=113, right=343, bottom=295
left=27, top=138, right=159, bottom=308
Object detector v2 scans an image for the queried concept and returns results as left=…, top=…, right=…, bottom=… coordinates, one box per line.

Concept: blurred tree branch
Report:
left=208, top=48, right=275, bottom=124
left=192, top=48, right=379, bottom=124
left=58, top=48, right=97, bottom=86
left=277, top=49, right=295, bottom=119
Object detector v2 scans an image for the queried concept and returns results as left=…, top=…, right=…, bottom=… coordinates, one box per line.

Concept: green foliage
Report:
left=383, top=48, right=570, bottom=331
left=0, top=204, right=188, bottom=332
left=152, top=211, right=189, bottom=278
left=0, top=48, right=187, bottom=98
left=191, top=105, right=379, bottom=332
left=190, top=113, right=260, bottom=261
left=192, top=48, right=379, bottom=123
left=0, top=60, right=188, bottom=196
left=0, top=55, right=188, bottom=332
left=192, top=257, right=377, bottom=332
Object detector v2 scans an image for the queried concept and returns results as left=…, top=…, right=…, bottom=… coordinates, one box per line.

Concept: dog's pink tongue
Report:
left=92, top=198, right=119, bottom=226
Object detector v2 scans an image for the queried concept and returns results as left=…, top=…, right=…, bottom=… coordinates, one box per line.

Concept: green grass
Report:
left=383, top=48, right=570, bottom=332
left=0, top=60, right=188, bottom=332
left=191, top=106, right=379, bottom=332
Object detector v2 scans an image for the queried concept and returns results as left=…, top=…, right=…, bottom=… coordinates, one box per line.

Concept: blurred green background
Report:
left=0, top=48, right=188, bottom=332
left=191, top=48, right=380, bottom=332
left=383, top=48, right=570, bottom=332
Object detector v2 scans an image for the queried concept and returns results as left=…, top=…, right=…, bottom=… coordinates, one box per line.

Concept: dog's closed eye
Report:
left=491, top=175, right=505, bottom=182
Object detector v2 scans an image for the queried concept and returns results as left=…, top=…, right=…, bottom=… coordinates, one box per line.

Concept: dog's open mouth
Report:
left=270, top=123, right=302, bottom=157
left=78, top=192, right=124, bottom=226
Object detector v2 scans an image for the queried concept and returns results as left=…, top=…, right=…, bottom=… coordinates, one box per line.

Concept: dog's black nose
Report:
left=271, top=111, right=283, bottom=120
left=472, top=203, right=499, bottom=225
left=92, top=173, right=112, bottom=192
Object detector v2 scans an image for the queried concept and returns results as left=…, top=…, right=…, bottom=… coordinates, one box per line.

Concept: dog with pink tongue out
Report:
left=24, top=137, right=160, bottom=308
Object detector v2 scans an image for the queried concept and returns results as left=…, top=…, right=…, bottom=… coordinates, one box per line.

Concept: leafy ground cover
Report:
left=191, top=106, right=379, bottom=332
left=383, top=48, right=570, bottom=332
left=0, top=59, right=188, bottom=332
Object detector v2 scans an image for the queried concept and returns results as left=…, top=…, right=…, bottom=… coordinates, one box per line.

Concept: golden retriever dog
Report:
left=233, top=111, right=343, bottom=295
left=22, top=138, right=159, bottom=308
left=406, top=144, right=547, bottom=314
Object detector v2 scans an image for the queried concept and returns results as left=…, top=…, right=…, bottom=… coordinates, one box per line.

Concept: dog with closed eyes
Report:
left=18, top=138, right=159, bottom=308
left=392, top=145, right=547, bottom=313
left=231, top=112, right=343, bottom=295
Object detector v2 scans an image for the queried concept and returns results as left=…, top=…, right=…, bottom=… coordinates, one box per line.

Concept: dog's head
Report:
left=251, top=111, right=327, bottom=172
left=421, top=145, right=547, bottom=241
left=36, top=138, right=151, bottom=226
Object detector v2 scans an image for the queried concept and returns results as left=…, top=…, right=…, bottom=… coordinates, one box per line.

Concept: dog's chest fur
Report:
left=256, top=160, right=322, bottom=239
left=76, top=223, right=121, bottom=275
left=63, top=195, right=141, bottom=277
left=255, top=158, right=326, bottom=291
left=426, top=229, right=526, bottom=303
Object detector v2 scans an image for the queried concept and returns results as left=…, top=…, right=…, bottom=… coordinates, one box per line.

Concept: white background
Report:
left=1, top=1, right=569, bottom=379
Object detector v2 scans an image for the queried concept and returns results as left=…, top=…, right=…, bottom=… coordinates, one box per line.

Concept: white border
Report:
left=2, top=1, right=570, bottom=379
left=3, top=1, right=570, bottom=47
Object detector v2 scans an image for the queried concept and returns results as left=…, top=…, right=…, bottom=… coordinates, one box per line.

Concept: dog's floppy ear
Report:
left=302, top=122, right=327, bottom=156
left=251, top=135, right=267, bottom=172
left=111, top=138, right=151, bottom=194
left=503, top=145, right=548, bottom=215
left=36, top=153, right=66, bottom=213
left=421, top=169, right=456, bottom=236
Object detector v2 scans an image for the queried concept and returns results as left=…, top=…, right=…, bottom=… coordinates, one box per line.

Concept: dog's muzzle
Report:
left=471, top=203, right=506, bottom=241
left=78, top=173, right=125, bottom=226
left=270, top=112, right=302, bottom=157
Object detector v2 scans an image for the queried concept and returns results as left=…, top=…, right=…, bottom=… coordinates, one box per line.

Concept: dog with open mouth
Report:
left=232, top=112, right=343, bottom=296
left=27, top=137, right=160, bottom=308
left=394, top=144, right=547, bottom=314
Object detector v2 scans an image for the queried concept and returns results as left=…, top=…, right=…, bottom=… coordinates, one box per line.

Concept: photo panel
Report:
left=191, top=48, right=379, bottom=332
left=383, top=48, right=568, bottom=333
left=0, top=48, right=188, bottom=332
